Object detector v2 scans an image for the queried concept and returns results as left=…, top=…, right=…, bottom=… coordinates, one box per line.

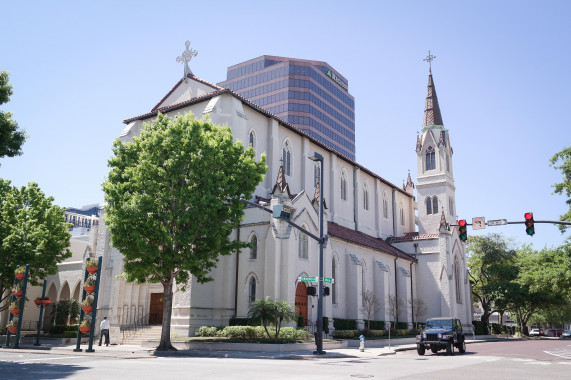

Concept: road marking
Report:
left=544, top=350, right=571, bottom=359
left=20, top=356, right=79, bottom=363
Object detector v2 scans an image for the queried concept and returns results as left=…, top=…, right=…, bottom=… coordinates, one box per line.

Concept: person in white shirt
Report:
left=99, top=316, right=110, bottom=346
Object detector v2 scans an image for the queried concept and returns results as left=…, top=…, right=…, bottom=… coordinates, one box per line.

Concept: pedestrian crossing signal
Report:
left=524, top=212, right=535, bottom=236
left=458, top=220, right=468, bottom=241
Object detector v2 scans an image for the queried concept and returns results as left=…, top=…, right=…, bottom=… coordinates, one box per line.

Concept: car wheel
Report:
left=431, top=347, right=438, bottom=354
left=458, top=339, right=466, bottom=354
left=417, top=345, right=425, bottom=356
left=446, top=341, right=454, bottom=355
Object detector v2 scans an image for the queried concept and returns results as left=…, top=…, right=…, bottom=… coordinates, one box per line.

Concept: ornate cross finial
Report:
left=176, top=41, right=198, bottom=77
left=423, top=50, right=436, bottom=71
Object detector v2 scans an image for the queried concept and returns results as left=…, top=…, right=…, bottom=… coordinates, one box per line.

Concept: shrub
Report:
left=49, top=325, right=67, bottom=335
left=395, top=322, right=408, bottom=330
left=368, top=329, right=387, bottom=337
left=491, top=323, right=502, bottom=334
left=363, top=320, right=385, bottom=330
left=63, top=331, right=77, bottom=338
left=472, top=320, right=488, bottom=335
left=222, top=326, right=248, bottom=339
left=333, top=318, right=357, bottom=330
left=195, top=326, right=221, bottom=337
left=332, top=330, right=359, bottom=339
left=229, top=316, right=256, bottom=326
left=395, top=329, right=410, bottom=336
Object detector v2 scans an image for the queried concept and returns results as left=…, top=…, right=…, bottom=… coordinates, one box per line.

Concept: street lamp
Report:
left=308, top=152, right=325, bottom=355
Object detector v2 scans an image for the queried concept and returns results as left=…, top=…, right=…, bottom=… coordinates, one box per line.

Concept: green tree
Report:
left=0, top=180, right=72, bottom=309
left=466, top=234, right=517, bottom=325
left=550, top=145, right=571, bottom=232
left=103, top=113, right=266, bottom=351
left=247, top=297, right=296, bottom=340
left=0, top=71, right=27, bottom=162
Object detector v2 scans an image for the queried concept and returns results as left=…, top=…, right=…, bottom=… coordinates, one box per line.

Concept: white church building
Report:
left=1, top=53, right=472, bottom=337
left=89, top=55, right=473, bottom=336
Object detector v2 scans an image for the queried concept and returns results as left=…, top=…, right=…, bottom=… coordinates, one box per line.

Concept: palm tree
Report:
left=248, top=297, right=275, bottom=338
left=274, top=299, right=297, bottom=338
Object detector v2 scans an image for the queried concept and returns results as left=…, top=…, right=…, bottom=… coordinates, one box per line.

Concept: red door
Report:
left=149, top=293, right=163, bottom=325
left=295, top=282, right=308, bottom=325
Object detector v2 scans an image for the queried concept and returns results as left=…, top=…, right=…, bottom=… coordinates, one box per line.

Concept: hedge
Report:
left=472, top=320, right=488, bottom=335
left=63, top=331, right=77, bottom=338
left=195, top=325, right=310, bottom=342
left=363, top=320, right=385, bottom=330
left=333, top=318, right=357, bottom=330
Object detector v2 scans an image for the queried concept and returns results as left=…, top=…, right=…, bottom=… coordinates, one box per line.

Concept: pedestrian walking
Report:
left=99, top=316, right=110, bottom=346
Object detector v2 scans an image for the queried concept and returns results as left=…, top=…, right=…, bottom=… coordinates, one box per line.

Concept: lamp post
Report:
left=308, top=152, right=325, bottom=355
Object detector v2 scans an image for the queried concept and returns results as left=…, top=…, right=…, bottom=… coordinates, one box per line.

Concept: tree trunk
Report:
left=157, top=276, right=176, bottom=351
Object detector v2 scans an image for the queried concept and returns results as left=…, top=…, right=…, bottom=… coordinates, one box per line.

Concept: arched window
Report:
left=449, top=198, right=454, bottom=216
left=282, top=141, right=291, bottom=176
left=426, top=146, right=436, bottom=171
left=298, top=228, right=308, bottom=259
left=249, top=277, right=256, bottom=304
left=250, top=234, right=257, bottom=260
left=332, top=256, right=337, bottom=304
left=426, top=197, right=433, bottom=215
left=340, top=170, right=347, bottom=201
left=400, top=206, right=404, bottom=226
left=363, top=183, right=369, bottom=210
left=248, top=130, right=256, bottom=150
left=383, top=196, right=388, bottom=219
left=432, top=196, right=438, bottom=214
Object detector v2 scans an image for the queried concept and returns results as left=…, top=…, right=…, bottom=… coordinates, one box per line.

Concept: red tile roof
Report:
left=327, top=222, right=416, bottom=262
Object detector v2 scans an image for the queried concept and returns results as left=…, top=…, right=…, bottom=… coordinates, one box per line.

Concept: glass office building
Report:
left=218, top=56, right=355, bottom=160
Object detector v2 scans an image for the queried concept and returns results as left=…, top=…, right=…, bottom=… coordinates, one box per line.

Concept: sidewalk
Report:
left=0, top=335, right=518, bottom=360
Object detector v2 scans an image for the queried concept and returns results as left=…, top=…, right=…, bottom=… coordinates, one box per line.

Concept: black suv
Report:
left=416, top=317, right=466, bottom=355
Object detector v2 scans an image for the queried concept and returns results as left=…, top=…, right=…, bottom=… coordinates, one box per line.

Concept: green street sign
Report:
left=324, top=277, right=334, bottom=284
left=299, top=276, right=317, bottom=282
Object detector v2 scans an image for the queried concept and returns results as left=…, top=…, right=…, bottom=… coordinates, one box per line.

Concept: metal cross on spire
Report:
left=176, top=41, right=198, bottom=77
left=423, top=50, right=436, bottom=71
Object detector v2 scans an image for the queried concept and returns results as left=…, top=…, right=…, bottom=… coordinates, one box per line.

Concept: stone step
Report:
left=121, top=325, right=163, bottom=345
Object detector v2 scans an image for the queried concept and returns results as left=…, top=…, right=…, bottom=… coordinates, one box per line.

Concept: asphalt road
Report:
left=0, top=339, right=569, bottom=379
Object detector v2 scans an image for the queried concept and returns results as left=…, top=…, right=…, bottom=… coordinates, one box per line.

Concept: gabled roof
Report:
left=151, top=74, right=223, bottom=112
left=271, top=165, right=291, bottom=197
left=327, top=222, right=417, bottom=262
left=123, top=74, right=413, bottom=199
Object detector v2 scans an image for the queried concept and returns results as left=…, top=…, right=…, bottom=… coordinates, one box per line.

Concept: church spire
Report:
left=422, top=51, right=444, bottom=130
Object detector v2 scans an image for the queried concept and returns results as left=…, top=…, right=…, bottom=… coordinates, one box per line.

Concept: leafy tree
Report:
left=247, top=297, right=296, bottom=340
left=550, top=145, right=571, bottom=232
left=466, top=234, right=517, bottom=325
left=0, top=71, right=26, bottom=162
left=360, top=290, right=380, bottom=329
left=103, top=113, right=266, bottom=351
left=51, top=299, right=80, bottom=325
left=0, top=180, right=71, bottom=310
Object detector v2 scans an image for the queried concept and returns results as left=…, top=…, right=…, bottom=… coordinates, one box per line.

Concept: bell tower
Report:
left=415, top=52, right=456, bottom=235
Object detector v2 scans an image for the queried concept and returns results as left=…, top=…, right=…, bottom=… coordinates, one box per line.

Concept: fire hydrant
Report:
left=359, top=335, right=366, bottom=352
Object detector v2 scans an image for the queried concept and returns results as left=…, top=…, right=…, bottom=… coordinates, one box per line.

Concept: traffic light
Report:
left=323, top=287, right=330, bottom=296
left=307, top=286, right=316, bottom=296
left=524, top=212, right=535, bottom=236
left=458, top=219, right=468, bottom=241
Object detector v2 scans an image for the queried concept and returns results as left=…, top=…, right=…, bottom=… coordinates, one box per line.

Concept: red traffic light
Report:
left=458, top=219, right=467, bottom=227
left=524, top=212, right=533, bottom=221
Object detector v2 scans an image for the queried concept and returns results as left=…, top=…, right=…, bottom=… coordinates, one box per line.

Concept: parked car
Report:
left=560, top=330, right=571, bottom=339
left=529, top=328, right=545, bottom=337
left=546, top=329, right=564, bottom=337
left=416, top=318, right=466, bottom=356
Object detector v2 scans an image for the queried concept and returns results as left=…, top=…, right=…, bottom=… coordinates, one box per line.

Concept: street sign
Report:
left=487, top=219, right=508, bottom=226
left=299, top=276, right=317, bottom=282
left=472, top=217, right=486, bottom=230
left=323, top=277, right=335, bottom=284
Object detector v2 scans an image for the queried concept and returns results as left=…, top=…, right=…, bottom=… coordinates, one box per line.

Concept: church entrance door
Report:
left=149, top=293, right=163, bottom=325
left=295, top=282, right=308, bottom=325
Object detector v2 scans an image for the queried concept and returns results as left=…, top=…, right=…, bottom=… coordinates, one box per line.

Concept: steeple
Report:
left=422, top=70, right=444, bottom=130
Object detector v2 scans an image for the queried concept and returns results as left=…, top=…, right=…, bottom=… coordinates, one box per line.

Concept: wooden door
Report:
left=295, top=282, right=308, bottom=325
left=149, top=293, right=163, bottom=325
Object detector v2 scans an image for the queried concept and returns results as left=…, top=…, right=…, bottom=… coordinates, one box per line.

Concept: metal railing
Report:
left=120, top=313, right=149, bottom=345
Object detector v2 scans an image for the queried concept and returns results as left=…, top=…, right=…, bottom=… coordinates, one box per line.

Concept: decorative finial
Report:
left=423, top=50, right=436, bottom=71
left=176, top=41, right=198, bottom=77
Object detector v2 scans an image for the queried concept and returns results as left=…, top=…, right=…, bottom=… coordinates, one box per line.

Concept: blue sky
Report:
left=2, top=1, right=570, bottom=250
